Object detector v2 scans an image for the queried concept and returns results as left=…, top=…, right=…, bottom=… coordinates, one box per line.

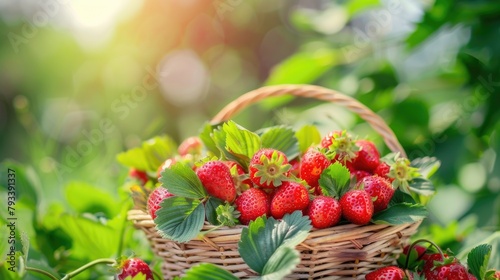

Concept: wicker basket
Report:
left=128, top=84, right=421, bottom=279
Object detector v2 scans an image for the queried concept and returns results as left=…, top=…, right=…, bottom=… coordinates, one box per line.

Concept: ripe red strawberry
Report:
left=117, top=258, right=153, bottom=280
left=339, top=190, right=374, bottom=225
left=494, top=271, right=500, bottom=279
left=270, top=181, right=310, bottom=219
left=307, top=196, right=341, bottom=229
left=351, top=169, right=371, bottom=183
left=357, top=175, right=394, bottom=212
left=300, top=149, right=330, bottom=192
left=352, top=139, right=380, bottom=172
left=422, top=253, right=472, bottom=280
left=147, top=187, right=174, bottom=219
left=249, top=148, right=291, bottom=189
left=320, top=130, right=343, bottom=149
left=424, top=261, right=469, bottom=280
left=178, top=136, right=202, bottom=156
left=196, top=161, right=236, bottom=202
left=374, top=161, right=394, bottom=182
left=235, top=188, right=269, bottom=225
left=289, top=158, right=301, bottom=177
left=365, top=266, right=406, bottom=280
left=129, top=168, right=148, bottom=185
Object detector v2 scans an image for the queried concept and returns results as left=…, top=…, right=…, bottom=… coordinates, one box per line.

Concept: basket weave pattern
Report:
left=127, top=85, right=420, bottom=279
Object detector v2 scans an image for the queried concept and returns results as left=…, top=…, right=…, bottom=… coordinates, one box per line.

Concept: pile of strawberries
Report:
left=366, top=240, right=500, bottom=280
left=139, top=128, right=418, bottom=230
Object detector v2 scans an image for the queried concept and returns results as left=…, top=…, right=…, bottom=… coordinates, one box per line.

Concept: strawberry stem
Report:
left=26, top=266, right=59, bottom=280
left=404, top=239, right=444, bottom=269
left=61, top=258, right=116, bottom=280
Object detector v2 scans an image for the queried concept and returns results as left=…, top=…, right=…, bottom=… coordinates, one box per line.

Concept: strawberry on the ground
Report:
left=307, top=196, right=341, bottom=229
left=196, top=160, right=237, bottom=202
left=365, top=266, right=406, bottom=280
left=117, top=258, right=153, bottom=280
left=129, top=168, right=148, bottom=185
left=235, top=188, right=269, bottom=225
left=300, top=149, right=330, bottom=193
left=249, top=148, right=291, bottom=189
left=270, top=181, right=310, bottom=219
left=339, top=189, right=374, bottom=225
left=178, top=136, right=202, bottom=156
left=352, top=139, right=380, bottom=172
left=357, top=175, right=394, bottom=212
left=147, top=187, right=174, bottom=219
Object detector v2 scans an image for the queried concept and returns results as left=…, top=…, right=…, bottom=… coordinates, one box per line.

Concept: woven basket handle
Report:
left=210, top=84, right=406, bottom=157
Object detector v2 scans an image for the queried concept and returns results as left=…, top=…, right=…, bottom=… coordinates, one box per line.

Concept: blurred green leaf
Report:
left=345, top=0, right=381, bottom=16
left=263, top=49, right=339, bottom=108
left=199, top=122, right=222, bottom=157
left=411, top=157, right=441, bottom=178
left=59, top=214, right=120, bottom=259
left=295, top=125, right=322, bottom=154
left=65, top=182, right=120, bottom=218
left=0, top=161, right=41, bottom=211
left=116, top=135, right=177, bottom=172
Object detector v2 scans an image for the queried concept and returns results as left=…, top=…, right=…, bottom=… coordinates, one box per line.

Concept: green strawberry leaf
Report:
left=117, top=135, right=177, bottom=172
left=155, top=196, right=205, bottom=243
left=467, top=244, right=492, bottom=280
left=484, top=269, right=498, bottom=280
left=260, top=246, right=300, bottom=280
left=212, top=121, right=261, bottom=169
left=295, top=124, right=322, bottom=154
left=183, top=263, right=238, bottom=280
left=159, top=162, right=207, bottom=199
left=411, top=157, right=441, bottom=179
left=318, top=162, right=351, bottom=198
left=409, top=177, right=435, bottom=196
left=205, top=197, right=225, bottom=225
left=389, top=189, right=417, bottom=206
left=259, top=126, right=300, bottom=160
left=238, top=211, right=311, bottom=274
left=371, top=203, right=427, bottom=225
left=199, top=122, right=222, bottom=157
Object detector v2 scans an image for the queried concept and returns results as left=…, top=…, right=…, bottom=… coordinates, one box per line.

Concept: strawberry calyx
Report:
left=253, top=150, right=291, bottom=188
left=326, top=130, right=358, bottom=163
left=386, top=155, right=420, bottom=194
left=215, top=203, right=241, bottom=227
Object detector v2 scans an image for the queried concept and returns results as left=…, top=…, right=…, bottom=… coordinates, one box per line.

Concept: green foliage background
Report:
left=0, top=0, right=499, bottom=278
